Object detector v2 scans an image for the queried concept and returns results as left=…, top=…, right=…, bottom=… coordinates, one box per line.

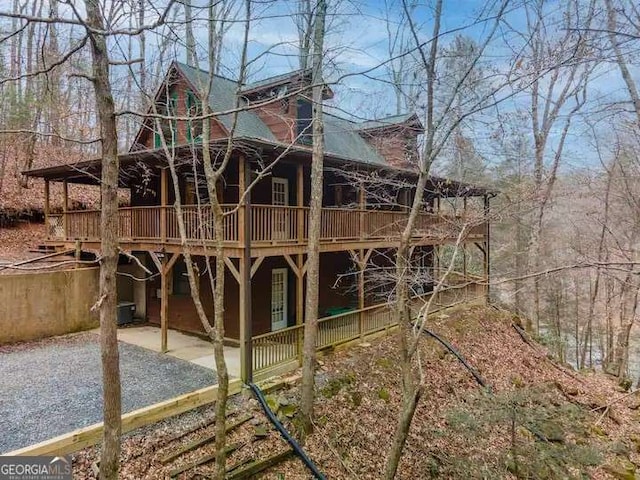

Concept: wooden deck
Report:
left=46, top=204, right=487, bottom=255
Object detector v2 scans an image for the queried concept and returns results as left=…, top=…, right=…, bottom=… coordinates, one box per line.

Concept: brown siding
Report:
left=360, top=126, right=419, bottom=169
left=254, top=99, right=296, bottom=143
left=135, top=75, right=228, bottom=150
left=145, top=251, right=357, bottom=338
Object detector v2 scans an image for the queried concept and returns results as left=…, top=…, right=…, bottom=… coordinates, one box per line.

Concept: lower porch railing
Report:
left=251, top=278, right=486, bottom=374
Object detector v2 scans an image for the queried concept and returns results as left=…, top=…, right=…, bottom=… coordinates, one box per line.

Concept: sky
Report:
left=10, top=0, right=633, bottom=171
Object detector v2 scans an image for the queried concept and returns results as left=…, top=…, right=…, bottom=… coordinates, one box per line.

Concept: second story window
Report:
left=296, top=98, right=312, bottom=145
left=154, top=91, right=178, bottom=148
left=186, top=90, right=203, bottom=143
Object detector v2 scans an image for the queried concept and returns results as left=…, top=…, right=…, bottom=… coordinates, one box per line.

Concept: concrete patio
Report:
left=90, top=325, right=242, bottom=378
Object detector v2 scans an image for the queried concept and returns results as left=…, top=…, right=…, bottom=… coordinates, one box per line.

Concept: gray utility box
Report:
left=117, top=302, right=136, bottom=325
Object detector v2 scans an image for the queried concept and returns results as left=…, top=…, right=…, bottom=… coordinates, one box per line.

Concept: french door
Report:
left=272, top=177, right=289, bottom=240
left=271, top=268, right=288, bottom=331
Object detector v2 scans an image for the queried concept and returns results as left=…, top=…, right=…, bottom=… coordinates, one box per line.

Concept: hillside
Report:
left=72, top=305, right=640, bottom=479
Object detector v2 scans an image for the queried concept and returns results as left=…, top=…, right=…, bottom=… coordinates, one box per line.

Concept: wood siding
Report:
left=145, top=251, right=355, bottom=338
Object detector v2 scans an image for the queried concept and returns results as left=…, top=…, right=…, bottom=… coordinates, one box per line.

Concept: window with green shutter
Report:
left=186, top=90, right=203, bottom=143
left=154, top=91, right=178, bottom=148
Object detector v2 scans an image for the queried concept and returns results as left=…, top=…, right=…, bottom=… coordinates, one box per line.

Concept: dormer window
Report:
left=186, top=90, right=203, bottom=143
left=296, top=98, right=312, bottom=145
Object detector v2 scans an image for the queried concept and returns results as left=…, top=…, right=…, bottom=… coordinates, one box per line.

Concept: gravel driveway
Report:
left=0, top=332, right=217, bottom=453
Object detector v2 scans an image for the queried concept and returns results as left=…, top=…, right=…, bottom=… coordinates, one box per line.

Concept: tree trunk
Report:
left=184, top=0, right=195, bottom=66
left=605, top=0, right=640, bottom=128
left=84, top=0, right=122, bottom=478
left=299, top=0, right=327, bottom=436
left=384, top=347, right=421, bottom=479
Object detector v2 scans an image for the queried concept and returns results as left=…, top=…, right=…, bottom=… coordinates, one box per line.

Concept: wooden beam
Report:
left=226, top=449, right=294, bottom=480
left=358, top=249, right=365, bottom=337
left=282, top=254, right=300, bottom=277
left=160, top=414, right=252, bottom=464
left=164, top=252, right=180, bottom=275
left=149, top=251, right=163, bottom=273
left=359, top=182, right=366, bottom=240
left=297, top=163, right=304, bottom=243
left=169, top=443, right=241, bottom=478
left=160, top=254, right=169, bottom=353
left=250, top=256, right=264, bottom=278
left=296, top=253, right=304, bottom=365
left=224, top=257, right=240, bottom=283
left=238, top=155, right=246, bottom=245
left=349, top=248, right=372, bottom=270
left=4, top=379, right=243, bottom=457
left=160, top=168, right=167, bottom=242
left=239, top=154, right=253, bottom=383
left=301, top=258, right=309, bottom=277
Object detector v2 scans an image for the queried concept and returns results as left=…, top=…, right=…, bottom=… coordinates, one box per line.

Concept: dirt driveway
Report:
left=0, top=332, right=216, bottom=453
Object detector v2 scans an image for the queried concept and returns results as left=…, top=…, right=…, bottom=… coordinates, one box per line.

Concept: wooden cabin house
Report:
left=25, top=61, right=491, bottom=381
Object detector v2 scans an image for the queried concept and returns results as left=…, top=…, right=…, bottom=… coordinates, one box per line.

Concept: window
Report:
left=296, top=98, right=312, bottom=145
left=155, top=91, right=178, bottom=148
left=186, top=90, right=203, bottom=143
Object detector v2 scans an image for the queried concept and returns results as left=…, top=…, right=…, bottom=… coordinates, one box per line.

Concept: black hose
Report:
left=248, top=382, right=326, bottom=480
left=422, top=328, right=491, bottom=391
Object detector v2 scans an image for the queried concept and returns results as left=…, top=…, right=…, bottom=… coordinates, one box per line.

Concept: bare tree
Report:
left=299, top=0, right=327, bottom=436
left=382, top=0, right=511, bottom=475
left=519, top=0, right=595, bottom=332
left=84, top=1, right=122, bottom=476
left=604, top=0, right=640, bottom=128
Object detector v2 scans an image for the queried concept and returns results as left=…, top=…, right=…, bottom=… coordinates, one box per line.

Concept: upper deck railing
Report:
left=47, top=204, right=487, bottom=246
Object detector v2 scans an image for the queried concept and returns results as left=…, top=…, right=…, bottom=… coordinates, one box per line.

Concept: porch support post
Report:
left=44, top=180, right=50, bottom=237
left=62, top=179, right=68, bottom=238
left=359, top=181, right=365, bottom=240
left=283, top=253, right=305, bottom=366
left=160, top=254, right=169, bottom=353
left=160, top=168, right=167, bottom=242
left=297, top=163, right=304, bottom=243
left=150, top=251, right=180, bottom=353
left=351, top=249, right=371, bottom=338
left=238, top=155, right=253, bottom=383
left=296, top=253, right=304, bottom=365
left=296, top=163, right=305, bottom=364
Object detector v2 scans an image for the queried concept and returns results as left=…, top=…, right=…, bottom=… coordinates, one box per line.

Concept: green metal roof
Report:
left=356, top=112, right=420, bottom=131
left=174, top=62, right=416, bottom=168
left=323, top=113, right=388, bottom=166
left=242, top=69, right=310, bottom=91
left=176, top=62, right=277, bottom=141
